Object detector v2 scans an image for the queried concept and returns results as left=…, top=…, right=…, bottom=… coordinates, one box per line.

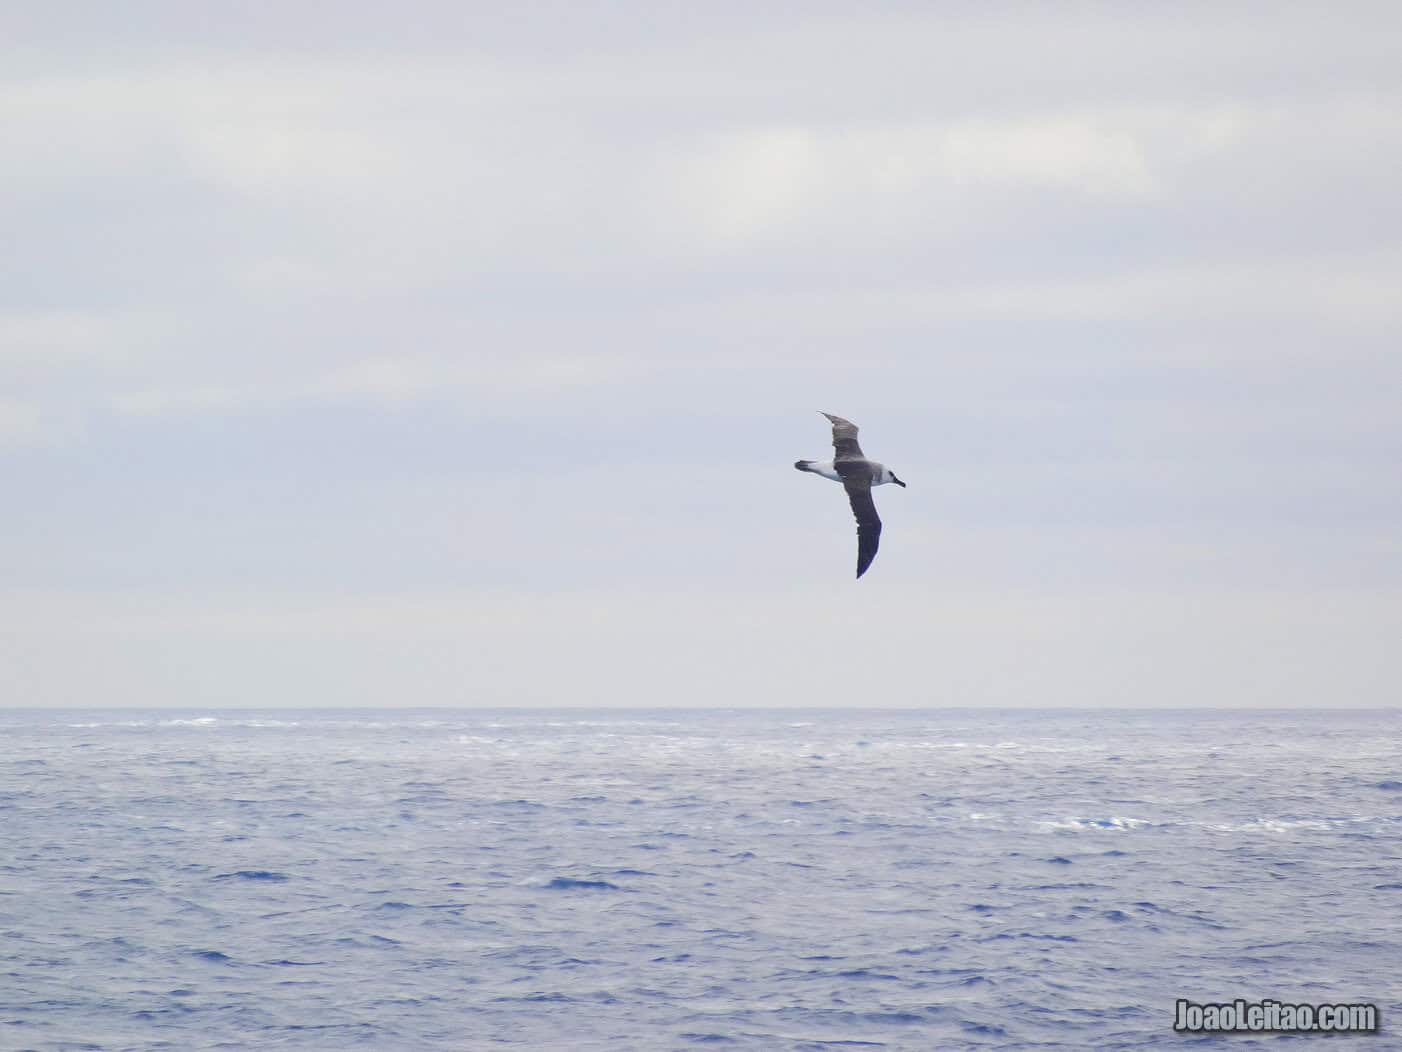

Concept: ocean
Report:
left=2, top=708, right=1399, bottom=1050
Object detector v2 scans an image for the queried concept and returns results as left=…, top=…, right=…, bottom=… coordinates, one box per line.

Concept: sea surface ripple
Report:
left=2, top=708, right=1400, bottom=1050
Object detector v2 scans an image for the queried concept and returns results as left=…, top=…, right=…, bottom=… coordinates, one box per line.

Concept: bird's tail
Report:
left=794, top=460, right=814, bottom=472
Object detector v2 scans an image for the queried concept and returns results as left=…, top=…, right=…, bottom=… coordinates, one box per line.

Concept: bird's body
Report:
left=794, top=459, right=901, bottom=486
left=794, top=412, right=905, bottom=578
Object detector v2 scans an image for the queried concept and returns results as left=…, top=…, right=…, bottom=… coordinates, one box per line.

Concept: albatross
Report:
left=794, top=412, right=906, bottom=579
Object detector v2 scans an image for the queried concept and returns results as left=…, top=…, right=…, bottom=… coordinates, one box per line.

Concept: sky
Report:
left=4, top=2, right=1400, bottom=707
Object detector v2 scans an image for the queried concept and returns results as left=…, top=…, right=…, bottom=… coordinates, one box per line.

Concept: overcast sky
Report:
left=4, top=3, right=1400, bottom=707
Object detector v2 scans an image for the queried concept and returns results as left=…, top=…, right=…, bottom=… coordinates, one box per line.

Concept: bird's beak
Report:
left=894, top=479, right=907, bottom=488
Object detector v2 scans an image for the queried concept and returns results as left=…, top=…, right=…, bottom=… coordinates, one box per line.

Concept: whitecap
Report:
left=1039, top=816, right=1151, bottom=832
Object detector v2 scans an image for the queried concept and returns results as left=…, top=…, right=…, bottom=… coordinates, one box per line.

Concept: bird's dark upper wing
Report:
left=823, top=412, right=864, bottom=460
left=843, top=477, right=883, bottom=579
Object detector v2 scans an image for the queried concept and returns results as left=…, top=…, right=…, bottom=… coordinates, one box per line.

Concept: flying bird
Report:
left=794, top=412, right=906, bottom=578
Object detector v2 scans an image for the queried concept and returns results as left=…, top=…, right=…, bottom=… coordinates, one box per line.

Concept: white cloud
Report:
left=0, top=311, right=167, bottom=364
left=104, top=345, right=655, bottom=417
left=106, top=386, right=267, bottom=417
left=939, top=116, right=1157, bottom=196
left=0, top=398, right=45, bottom=444
left=653, top=108, right=1220, bottom=250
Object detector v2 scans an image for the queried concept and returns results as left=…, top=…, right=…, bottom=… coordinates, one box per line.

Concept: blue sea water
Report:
left=2, top=708, right=1400, bottom=1051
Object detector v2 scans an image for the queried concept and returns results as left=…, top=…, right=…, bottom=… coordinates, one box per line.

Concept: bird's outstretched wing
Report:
left=821, top=412, right=864, bottom=460
left=843, top=477, right=883, bottom=578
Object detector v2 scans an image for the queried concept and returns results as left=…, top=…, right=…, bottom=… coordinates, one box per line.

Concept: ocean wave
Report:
left=1206, top=817, right=1378, bottom=833
left=1038, top=816, right=1151, bottom=832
